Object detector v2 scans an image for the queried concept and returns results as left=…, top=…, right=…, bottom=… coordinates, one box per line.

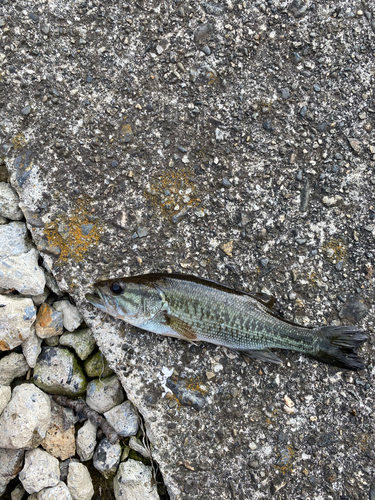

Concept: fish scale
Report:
left=86, top=273, right=367, bottom=370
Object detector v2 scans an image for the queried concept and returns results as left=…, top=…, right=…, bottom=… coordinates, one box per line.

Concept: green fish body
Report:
left=86, top=273, right=367, bottom=370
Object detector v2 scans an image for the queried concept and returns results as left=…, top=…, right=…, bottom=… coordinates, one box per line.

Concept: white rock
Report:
left=86, top=376, right=124, bottom=413
left=67, top=462, right=94, bottom=500
left=93, top=438, right=121, bottom=479
left=0, top=448, right=25, bottom=491
left=0, top=385, right=11, bottom=414
left=0, top=221, right=30, bottom=257
left=104, top=401, right=139, bottom=437
left=37, top=481, right=72, bottom=500
left=114, top=460, right=159, bottom=500
left=322, top=194, right=343, bottom=206
left=0, top=296, right=36, bottom=350
left=76, top=420, right=97, bottom=462
left=22, top=328, right=42, bottom=368
left=0, top=384, right=51, bottom=449
left=19, top=449, right=60, bottom=494
left=53, top=301, right=83, bottom=332
left=0, top=352, right=29, bottom=385
left=0, top=182, right=23, bottom=220
left=0, top=248, right=46, bottom=295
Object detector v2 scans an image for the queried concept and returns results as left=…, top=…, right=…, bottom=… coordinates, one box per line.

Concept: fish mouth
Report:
left=85, top=291, right=106, bottom=311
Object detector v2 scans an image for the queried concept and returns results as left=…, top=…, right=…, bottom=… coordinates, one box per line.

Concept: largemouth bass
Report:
left=86, top=273, right=367, bottom=370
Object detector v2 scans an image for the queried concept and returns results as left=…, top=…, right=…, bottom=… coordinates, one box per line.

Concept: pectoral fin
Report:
left=239, top=348, right=282, bottom=364
left=164, top=314, right=197, bottom=341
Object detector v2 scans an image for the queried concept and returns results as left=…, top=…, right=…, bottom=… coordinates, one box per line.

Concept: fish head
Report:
left=85, top=277, right=164, bottom=322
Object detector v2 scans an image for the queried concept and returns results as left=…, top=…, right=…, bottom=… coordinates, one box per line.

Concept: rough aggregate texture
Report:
left=19, top=448, right=60, bottom=494
left=0, top=384, right=51, bottom=450
left=2, top=0, right=375, bottom=498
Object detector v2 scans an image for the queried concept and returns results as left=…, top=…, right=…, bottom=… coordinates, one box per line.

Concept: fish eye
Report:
left=110, top=282, right=124, bottom=295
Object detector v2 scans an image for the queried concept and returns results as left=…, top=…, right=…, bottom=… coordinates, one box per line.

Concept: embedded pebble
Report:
left=322, top=195, right=343, bottom=206
left=37, top=481, right=73, bottom=500
left=22, top=328, right=42, bottom=368
left=53, top=301, right=83, bottom=332
left=19, top=448, right=60, bottom=494
left=86, top=375, right=124, bottom=413
left=35, top=303, right=64, bottom=338
left=0, top=352, right=29, bottom=385
left=0, top=385, right=11, bottom=415
left=0, top=295, right=36, bottom=350
left=104, top=400, right=139, bottom=437
left=59, top=328, right=96, bottom=360
left=0, top=384, right=51, bottom=449
left=76, top=420, right=97, bottom=462
left=93, top=438, right=121, bottom=479
left=67, top=462, right=94, bottom=500
left=33, top=347, right=88, bottom=397
left=113, top=460, right=159, bottom=500
left=0, top=182, right=23, bottom=220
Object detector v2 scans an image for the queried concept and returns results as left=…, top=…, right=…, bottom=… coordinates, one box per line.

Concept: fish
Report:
left=85, top=273, right=367, bottom=370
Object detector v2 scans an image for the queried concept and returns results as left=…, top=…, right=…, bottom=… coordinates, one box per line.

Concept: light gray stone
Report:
left=0, top=352, right=29, bottom=386
left=86, top=376, right=124, bottom=413
left=59, top=328, right=96, bottom=360
left=33, top=347, right=87, bottom=397
left=0, top=385, right=11, bottom=415
left=0, top=384, right=51, bottom=449
left=76, top=420, right=97, bottom=462
left=22, top=328, right=42, bottom=368
left=19, top=449, right=60, bottom=494
left=67, top=462, right=94, bottom=500
left=104, top=401, right=139, bottom=437
left=53, top=301, right=82, bottom=332
left=0, top=182, right=23, bottom=220
left=0, top=221, right=30, bottom=256
left=113, top=460, right=159, bottom=500
left=0, top=248, right=46, bottom=295
left=30, top=288, right=50, bottom=307
left=93, top=438, right=121, bottom=479
left=0, top=222, right=45, bottom=295
left=0, top=296, right=36, bottom=351
left=0, top=448, right=25, bottom=491
left=37, top=481, right=72, bottom=500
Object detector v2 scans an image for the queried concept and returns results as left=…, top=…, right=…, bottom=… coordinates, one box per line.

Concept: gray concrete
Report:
left=2, top=0, right=375, bottom=498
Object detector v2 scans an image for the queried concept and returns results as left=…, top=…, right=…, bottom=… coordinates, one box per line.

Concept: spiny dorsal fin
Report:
left=245, top=292, right=277, bottom=310
left=164, top=314, right=197, bottom=340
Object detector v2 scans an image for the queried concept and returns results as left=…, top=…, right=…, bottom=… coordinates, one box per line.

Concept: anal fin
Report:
left=238, top=348, right=282, bottom=365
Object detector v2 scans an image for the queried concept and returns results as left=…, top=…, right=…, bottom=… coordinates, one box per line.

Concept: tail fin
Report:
left=312, top=326, right=367, bottom=370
